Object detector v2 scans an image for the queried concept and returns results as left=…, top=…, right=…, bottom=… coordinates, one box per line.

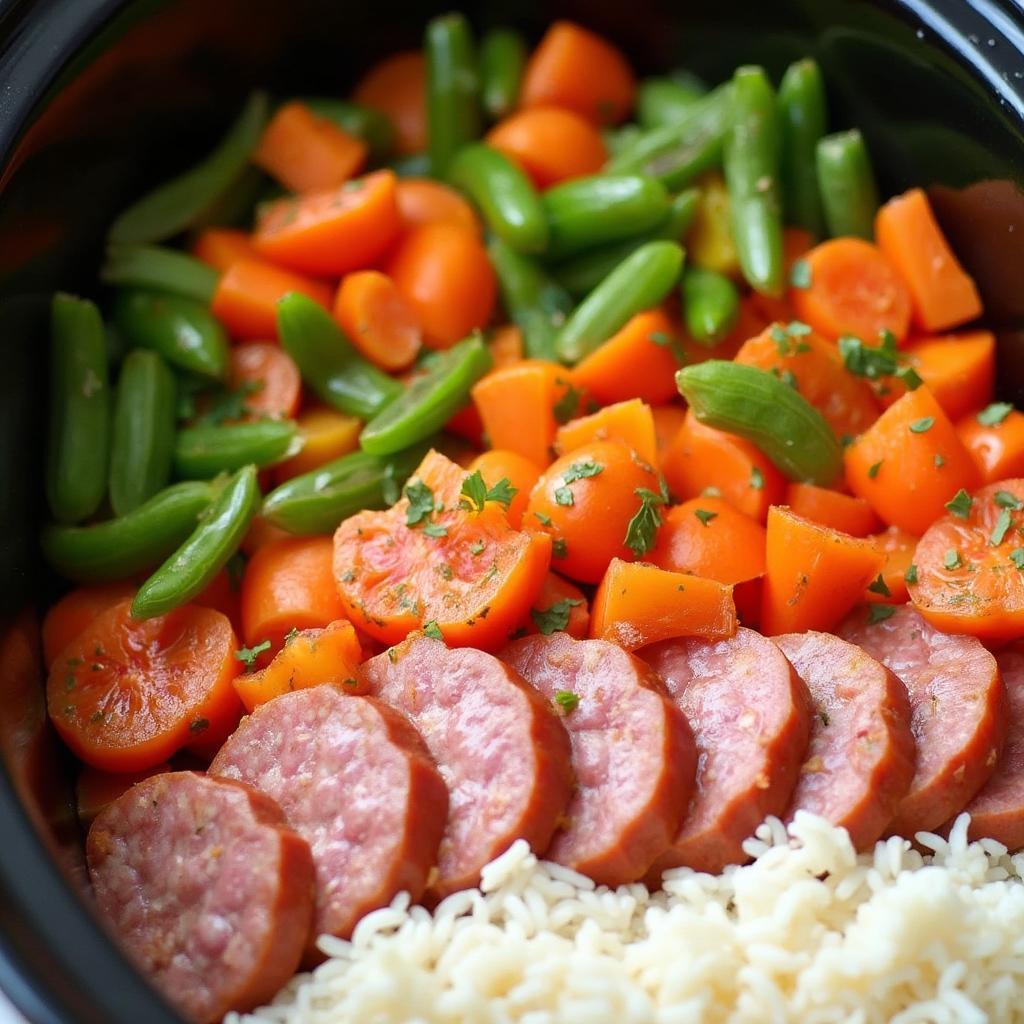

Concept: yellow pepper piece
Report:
left=686, top=171, right=740, bottom=278
left=273, top=406, right=362, bottom=482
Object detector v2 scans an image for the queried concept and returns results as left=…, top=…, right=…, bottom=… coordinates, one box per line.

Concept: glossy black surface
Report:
left=0, top=1, right=1022, bottom=1021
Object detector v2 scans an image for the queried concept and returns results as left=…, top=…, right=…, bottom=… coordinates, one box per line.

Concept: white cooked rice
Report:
left=226, top=812, right=1024, bottom=1024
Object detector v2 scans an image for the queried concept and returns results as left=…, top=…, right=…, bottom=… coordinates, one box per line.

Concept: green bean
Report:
left=552, top=188, right=699, bottom=297
left=448, top=143, right=548, bottom=253
left=174, top=420, right=300, bottom=479
left=277, top=292, right=402, bottom=419
left=543, top=174, right=670, bottom=260
left=426, top=13, right=480, bottom=177
left=109, top=350, right=177, bottom=517
left=41, top=481, right=215, bottom=583
left=46, top=294, right=111, bottom=524
left=816, top=129, right=879, bottom=240
left=555, top=241, right=684, bottom=364
left=360, top=334, right=493, bottom=455
left=488, top=238, right=572, bottom=360
left=723, top=66, right=784, bottom=297
left=676, top=360, right=842, bottom=484
left=108, top=92, right=268, bottom=245
left=132, top=466, right=260, bottom=619
left=263, top=444, right=429, bottom=534
left=681, top=267, right=740, bottom=347
left=637, top=77, right=707, bottom=129
left=601, top=124, right=644, bottom=158
left=113, top=289, right=229, bottom=380
left=778, top=59, right=827, bottom=239
left=299, top=97, right=395, bottom=161
left=101, top=244, right=219, bottom=303
left=606, top=84, right=732, bottom=190
left=479, top=29, right=527, bottom=120
left=389, top=152, right=432, bottom=178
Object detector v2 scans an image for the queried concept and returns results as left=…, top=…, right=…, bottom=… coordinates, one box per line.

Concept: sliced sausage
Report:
left=774, top=631, right=916, bottom=850
left=210, top=685, right=447, bottom=957
left=359, top=636, right=573, bottom=900
left=87, top=771, right=313, bottom=1024
left=840, top=603, right=1006, bottom=836
left=640, top=627, right=811, bottom=877
left=954, top=642, right=1024, bottom=849
left=502, top=633, right=696, bottom=886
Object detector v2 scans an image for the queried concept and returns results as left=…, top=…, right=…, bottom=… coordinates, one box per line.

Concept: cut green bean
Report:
left=637, top=77, right=707, bottom=129
left=778, top=59, right=827, bottom=238
left=723, top=66, right=784, bottom=296
left=277, top=292, right=402, bottom=419
left=299, top=97, right=395, bottom=161
left=676, top=360, right=842, bottom=484
left=109, top=91, right=268, bottom=244
left=109, top=350, right=177, bottom=517
left=426, top=13, right=481, bottom=177
left=682, top=267, right=740, bottom=347
left=602, top=124, right=644, bottom=158
left=132, top=466, right=260, bottom=619
left=360, top=334, right=493, bottom=455
left=101, top=244, right=219, bottom=303
left=41, top=481, right=215, bottom=583
left=480, top=29, right=527, bottom=120
left=47, top=294, right=111, bottom=524
left=174, top=420, right=300, bottom=479
left=555, top=241, right=684, bottom=364
left=448, top=143, right=548, bottom=253
left=816, top=129, right=879, bottom=240
left=113, top=289, right=229, bottom=380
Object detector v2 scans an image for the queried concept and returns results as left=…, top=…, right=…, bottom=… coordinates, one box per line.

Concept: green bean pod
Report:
left=448, top=143, right=548, bottom=253
left=109, top=350, right=177, bottom=517
left=723, top=66, right=784, bottom=297
left=46, top=294, right=111, bottom=524
left=479, top=29, right=527, bottom=120
left=41, top=480, right=215, bottom=583
left=174, top=420, right=300, bottom=479
left=682, top=267, right=740, bottom=347
left=555, top=240, right=684, bottom=364
left=816, top=129, right=879, bottom=240
left=299, top=97, right=396, bottom=161
left=487, top=238, right=572, bottom=360
left=113, top=289, right=229, bottom=380
left=778, top=59, right=827, bottom=239
left=676, top=360, right=842, bottom=484
left=607, top=84, right=732, bottom=190
left=277, top=292, right=402, bottom=419
left=108, top=91, right=268, bottom=245
left=601, top=124, right=644, bottom=158
left=637, top=77, right=707, bottom=129
left=101, top=244, right=219, bottom=304
left=132, top=465, right=260, bottom=619
left=360, top=334, right=493, bottom=455
left=426, top=13, right=481, bottom=177
left=553, top=187, right=700, bottom=297
left=263, top=444, right=429, bottom=535
left=543, top=174, right=670, bottom=260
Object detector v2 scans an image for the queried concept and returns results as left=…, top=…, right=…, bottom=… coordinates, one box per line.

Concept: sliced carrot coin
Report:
left=353, top=51, right=427, bottom=156
left=334, top=269, right=422, bottom=372
left=957, top=407, right=1024, bottom=484
left=395, top=177, right=481, bottom=236
left=229, top=343, right=302, bottom=421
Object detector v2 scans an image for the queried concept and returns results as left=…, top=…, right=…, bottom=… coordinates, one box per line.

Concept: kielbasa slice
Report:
left=774, top=631, right=916, bottom=850
left=640, top=627, right=811, bottom=877
left=87, top=771, right=313, bottom=1024
left=953, top=642, right=1024, bottom=849
left=210, top=686, right=447, bottom=956
left=360, top=636, right=573, bottom=900
left=840, top=603, right=1006, bottom=836
left=503, top=633, right=696, bottom=886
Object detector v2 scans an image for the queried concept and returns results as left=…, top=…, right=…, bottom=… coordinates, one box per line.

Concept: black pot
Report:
left=1, top=1, right=1023, bottom=1021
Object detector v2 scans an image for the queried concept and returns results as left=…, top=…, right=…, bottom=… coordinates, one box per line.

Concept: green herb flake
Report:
left=694, top=508, right=718, bottom=527
left=234, top=639, right=272, bottom=669
left=404, top=479, right=435, bottom=526
left=563, top=460, right=604, bottom=485
left=624, top=479, right=670, bottom=557
left=780, top=369, right=799, bottom=390
left=790, top=259, right=812, bottom=289
left=469, top=539, right=486, bottom=555
left=904, top=563, right=919, bottom=585
left=995, top=490, right=1024, bottom=510
left=991, top=508, right=1013, bottom=546
left=283, top=627, right=300, bottom=646
left=750, top=466, right=765, bottom=490
left=226, top=551, right=246, bottom=592
left=189, top=718, right=209, bottom=734
left=1011, top=548, right=1024, bottom=570
left=867, top=603, right=896, bottom=625
left=423, top=521, right=448, bottom=538
left=944, top=489, right=973, bottom=520
left=943, top=548, right=963, bottom=570
left=534, top=511, right=553, bottom=526
left=554, top=486, right=574, bottom=506
left=422, top=620, right=444, bottom=640
left=552, top=383, right=583, bottom=425
left=459, top=470, right=517, bottom=512
left=552, top=538, right=568, bottom=559
left=868, top=460, right=883, bottom=479
left=553, top=690, right=580, bottom=715
left=531, top=598, right=584, bottom=636
left=867, top=573, right=891, bottom=597
left=978, top=402, right=1014, bottom=427
left=909, top=417, right=935, bottom=434
left=342, top=677, right=358, bottom=689
left=194, top=379, right=264, bottom=426
left=934, top=454, right=946, bottom=468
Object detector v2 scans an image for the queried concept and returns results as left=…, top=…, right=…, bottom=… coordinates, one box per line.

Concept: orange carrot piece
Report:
left=569, top=308, right=682, bottom=406
left=353, top=51, right=427, bottom=156
left=488, top=324, right=524, bottom=368
left=651, top=404, right=687, bottom=475
left=467, top=448, right=544, bottom=529
left=334, top=269, right=422, bottom=372
left=520, top=21, right=635, bottom=125
left=761, top=506, right=885, bottom=635
left=521, top=572, right=591, bottom=640
left=590, top=558, right=736, bottom=649
left=253, top=169, right=402, bottom=278
left=785, top=482, right=881, bottom=537
left=77, top=762, right=170, bottom=826
left=875, top=187, right=983, bottom=332
left=554, top=398, right=658, bottom=466
left=229, top=343, right=302, bottom=421
left=42, top=581, right=136, bottom=668
left=191, top=228, right=260, bottom=271
left=273, top=407, right=362, bottom=483
left=865, top=525, right=918, bottom=604
left=210, top=258, right=331, bottom=341
left=957, top=408, right=1024, bottom=483
left=232, top=620, right=364, bottom=713
left=253, top=101, right=367, bottom=193
left=844, top=385, right=981, bottom=535
left=396, top=177, right=482, bottom=236
left=662, top=410, right=786, bottom=522
left=792, top=237, right=912, bottom=344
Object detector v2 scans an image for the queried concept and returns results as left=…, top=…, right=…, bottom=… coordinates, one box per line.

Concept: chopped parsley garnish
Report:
left=868, top=460, right=883, bottom=479
left=790, top=259, right=812, bottom=289
left=422, top=620, right=444, bottom=640
left=459, top=470, right=517, bottom=512
left=552, top=383, right=583, bottom=424
left=694, top=507, right=718, bottom=527
left=234, top=640, right=271, bottom=669
left=554, top=460, right=604, bottom=507
left=469, top=539, right=486, bottom=555
left=423, top=521, right=448, bottom=538
left=944, top=489, right=973, bottom=520
left=995, top=490, right=1024, bottom=510
left=404, top=479, right=435, bottom=526
left=649, top=329, right=686, bottom=364
left=624, top=479, right=670, bottom=557
left=189, top=718, right=209, bottom=734
left=750, top=466, right=764, bottom=490
left=943, top=548, right=962, bottom=570
left=867, top=604, right=896, bottom=625
left=904, top=563, right=918, bottom=585
left=909, top=417, right=935, bottom=434
left=553, top=690, right=580, bottom=714
left=977, top=402, right=1014, bottom=426
left=991, top=508, right=1013, bottom=546
left=1011, top=548, right=1024, bottom=570
left=867, top=573, right=891, bottom=597
left=769, top=320, right=812, bottom=357
left=193, top=379, right=265, bottom=426
left=934, top=454, right=946, bottom=468
left=534, top=511, right=553, bottom=527
left=554, top=486, right=574, bottom=506
left=530, top=598, right=584, bottom=636
left=552, top=538, right=568, bottom=559
left=837, top=331, right=921, bottom=390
